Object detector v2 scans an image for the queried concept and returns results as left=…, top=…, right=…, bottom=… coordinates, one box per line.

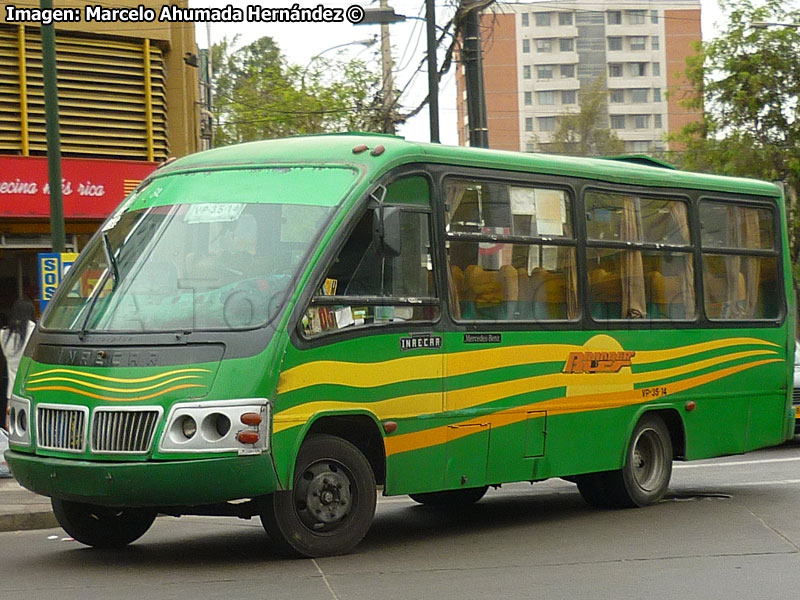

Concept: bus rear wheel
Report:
left=51, top=499, right=156, bottom=548
left=261, top=434, right=376, bottom=557
left=578, top=414, right=673, bottom=509
left=408, top=486, right=488, bottom=507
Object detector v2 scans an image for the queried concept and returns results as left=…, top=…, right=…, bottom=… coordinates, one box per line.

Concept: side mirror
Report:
left=373, top=206, right=402, bottom=257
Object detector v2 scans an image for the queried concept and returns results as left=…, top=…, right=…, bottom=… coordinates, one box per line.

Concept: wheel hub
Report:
left=298, top=462, right=353, bottom=526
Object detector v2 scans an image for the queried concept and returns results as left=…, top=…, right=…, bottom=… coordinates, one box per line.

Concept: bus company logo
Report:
left=400, top=335, right=442, bottom=351
left=563, top=351, right=636, bottom=374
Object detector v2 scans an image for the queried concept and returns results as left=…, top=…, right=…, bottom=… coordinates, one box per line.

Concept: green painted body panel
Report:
left=5, top=450, right=276, bottom=506
left=5, top=134, right=794, bottom=510
left=275, top=326, right=792, bottom=496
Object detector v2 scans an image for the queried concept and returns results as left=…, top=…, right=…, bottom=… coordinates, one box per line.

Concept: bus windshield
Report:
left=41, top=167, right=354, bottom=332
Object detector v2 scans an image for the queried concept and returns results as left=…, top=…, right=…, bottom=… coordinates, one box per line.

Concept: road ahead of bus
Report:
left=4, top=439, right=800, bottom=600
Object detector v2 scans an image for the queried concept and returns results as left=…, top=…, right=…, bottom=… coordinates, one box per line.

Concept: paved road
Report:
left=4, top=439, right=800, bottom=600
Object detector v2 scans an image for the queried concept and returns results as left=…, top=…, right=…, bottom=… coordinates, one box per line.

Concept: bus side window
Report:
left=302, top=177, right=439, bottom=337
left=445, top=179, right=578, bottom=321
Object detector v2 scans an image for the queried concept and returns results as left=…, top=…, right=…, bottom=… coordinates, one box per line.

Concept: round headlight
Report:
left=180, top=415, right=197, bottom=439
left=17, top=408, right=27, bottom=433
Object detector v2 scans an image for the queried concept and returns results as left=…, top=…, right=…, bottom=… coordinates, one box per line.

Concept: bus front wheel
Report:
left=578, top=413, right=673, bottom=508
left=261, top=434, right=377, bottom=557
left=51, top=499, right=156, bottom=548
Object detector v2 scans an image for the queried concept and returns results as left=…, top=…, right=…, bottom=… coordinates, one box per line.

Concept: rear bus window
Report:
left=699, top=201, right=779, bottom=320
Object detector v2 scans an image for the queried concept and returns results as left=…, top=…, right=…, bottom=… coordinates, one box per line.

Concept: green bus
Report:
left=5, top=134, right=795, bottom=557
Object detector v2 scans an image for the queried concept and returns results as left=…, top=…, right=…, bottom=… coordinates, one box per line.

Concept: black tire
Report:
left=408, top=486, right=489, bottom=507
left=575, top=472, right=614, bottom=508
left=261, top=434, right=377, bottom=558
left=577, top=414, right=672, bottom=509
left=51, top=498, right=156, bottom=548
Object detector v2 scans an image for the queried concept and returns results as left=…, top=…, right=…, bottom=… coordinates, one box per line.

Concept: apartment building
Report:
left=456, top=0, right=702, bottom=154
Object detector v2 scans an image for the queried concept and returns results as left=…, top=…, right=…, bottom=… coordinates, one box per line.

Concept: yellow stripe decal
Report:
left=22, top=375, right=204, bottom=394
left=274, top=349, right=777, bottom=424
left=24, top=384, right=205, bottom=402
left=27, top=367, right=211, bottom=384
left=278, top=337, right=776, bottom=394
left=383, top=358, right=782, bottom=456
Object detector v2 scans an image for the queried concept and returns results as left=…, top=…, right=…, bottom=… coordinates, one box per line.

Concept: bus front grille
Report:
left=91, top=409, right=161, bottom=453
left=793, top=388, right=800, bottom=405
left=37, top=406, right=87, bottom=452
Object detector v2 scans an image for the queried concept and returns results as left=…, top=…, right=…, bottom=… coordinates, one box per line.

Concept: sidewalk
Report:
left=0, top=476, right=58, bottom=532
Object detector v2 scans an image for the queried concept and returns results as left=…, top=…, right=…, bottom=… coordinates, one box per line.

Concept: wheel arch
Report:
left=625, top=406, right=686, bottom=462
left=288, top=411, right=386, bottom=487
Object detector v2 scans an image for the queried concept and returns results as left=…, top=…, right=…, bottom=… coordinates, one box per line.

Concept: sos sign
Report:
left=38, top=252, right=78, bottom=313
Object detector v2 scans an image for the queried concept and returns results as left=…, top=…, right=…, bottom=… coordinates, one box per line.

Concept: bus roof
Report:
left=158, top=133, right=780, bottom=198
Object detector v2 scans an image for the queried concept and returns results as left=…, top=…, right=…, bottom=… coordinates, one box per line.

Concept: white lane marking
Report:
left=674, top=456, right=800, bottom=469
left=312, top=558, right=341, bottom=600
left=720, top=479, right=800, bottom=487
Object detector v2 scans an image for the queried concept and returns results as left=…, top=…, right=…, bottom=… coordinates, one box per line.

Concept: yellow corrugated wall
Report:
left=0, top=24, right=168, bottom=160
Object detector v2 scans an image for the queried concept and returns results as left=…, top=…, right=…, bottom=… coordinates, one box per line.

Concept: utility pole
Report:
left=379, top=0, right=395, bottom=133
left=426, top=0, right=439, bottom=142
left=461, top=0, right=489, bottom=148
left=40, top=0, right=65, bottom=252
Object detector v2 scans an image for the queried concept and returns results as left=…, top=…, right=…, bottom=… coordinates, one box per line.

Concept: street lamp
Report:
left=300, top=38, right=377, bottom=90
left=356, top=1, right=441, bottom=142
left=751, top=21, right=800, bottom=29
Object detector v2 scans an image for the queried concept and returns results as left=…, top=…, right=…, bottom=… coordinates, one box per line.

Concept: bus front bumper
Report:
left=4, top=450, right=280, bottom=508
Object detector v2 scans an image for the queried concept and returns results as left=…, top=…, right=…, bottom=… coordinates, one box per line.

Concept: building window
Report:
left=630, top=141, right=650, bottom=152
left=537, top=39, right=553, bottom=53
left=634, top=114, right=650, bottom=129
left=608, top=11, right=621, bottom=25
left=523, top=65, right=531, bottom=79
left=538, top=65, right=554, bottom=79
left=525, top=117, right=533, bottom=132
left=561, top=64, right=575, bottom=78
left=524, top=91, right=533, bottom=106
left=629, top=10, right=646, bottom=24
left=654, top=114, right=663, bottom=128
left=653, top=88, right=662, bottom=102
left=523, top=39, right=530, bottom=53
left=610, top=115, right=626, bottom=129
left=631, top=62, right=647, bottom=77
left=609, top=89, right=625, bottom=103
left=561, top=90, right=576, bottom=104
left=526, top=142, right=535, bottom=152
left=609, top=63, right=623, bottom=78
left=538, top=91, right=555, bottom=105
left=559, top=12, right=573, bottom=26
left=560, top=38, right=574, bottom=52
left=631, top=88, right=649, bottom=103
left=608, top=37, right=622, bottom=51
left=522, top=13, right=529, bottom=27
left=536, top=12, right=551, bottom=26
left=651, top=10, right=658, bottom=24
left=630, top=36, right=647, bottom=51
left=652, top=36, right=660, bottom=50
left=538, top=116, right=557, bottom=132
left=652, top=62, right=661, bottom=76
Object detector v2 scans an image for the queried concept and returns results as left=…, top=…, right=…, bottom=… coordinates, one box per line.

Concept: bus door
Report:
left=279, top=173, right=447, bottom=495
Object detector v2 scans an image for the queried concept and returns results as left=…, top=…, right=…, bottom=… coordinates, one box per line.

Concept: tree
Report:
left=211, top=36, right=385, bottom=145
left=535, top=76, right=624, bottom=157
left=670, top=0, right=800, bottom=266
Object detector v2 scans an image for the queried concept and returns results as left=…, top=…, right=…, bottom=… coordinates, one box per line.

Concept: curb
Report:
left=0, top=509, right=58, bottom=532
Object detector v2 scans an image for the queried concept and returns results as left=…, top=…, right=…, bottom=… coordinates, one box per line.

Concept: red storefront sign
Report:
left=0, top=156, right=157, bottom=219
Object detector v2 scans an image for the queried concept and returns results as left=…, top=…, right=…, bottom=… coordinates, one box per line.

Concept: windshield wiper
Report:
left=102, top=230, right=120, bottom=290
